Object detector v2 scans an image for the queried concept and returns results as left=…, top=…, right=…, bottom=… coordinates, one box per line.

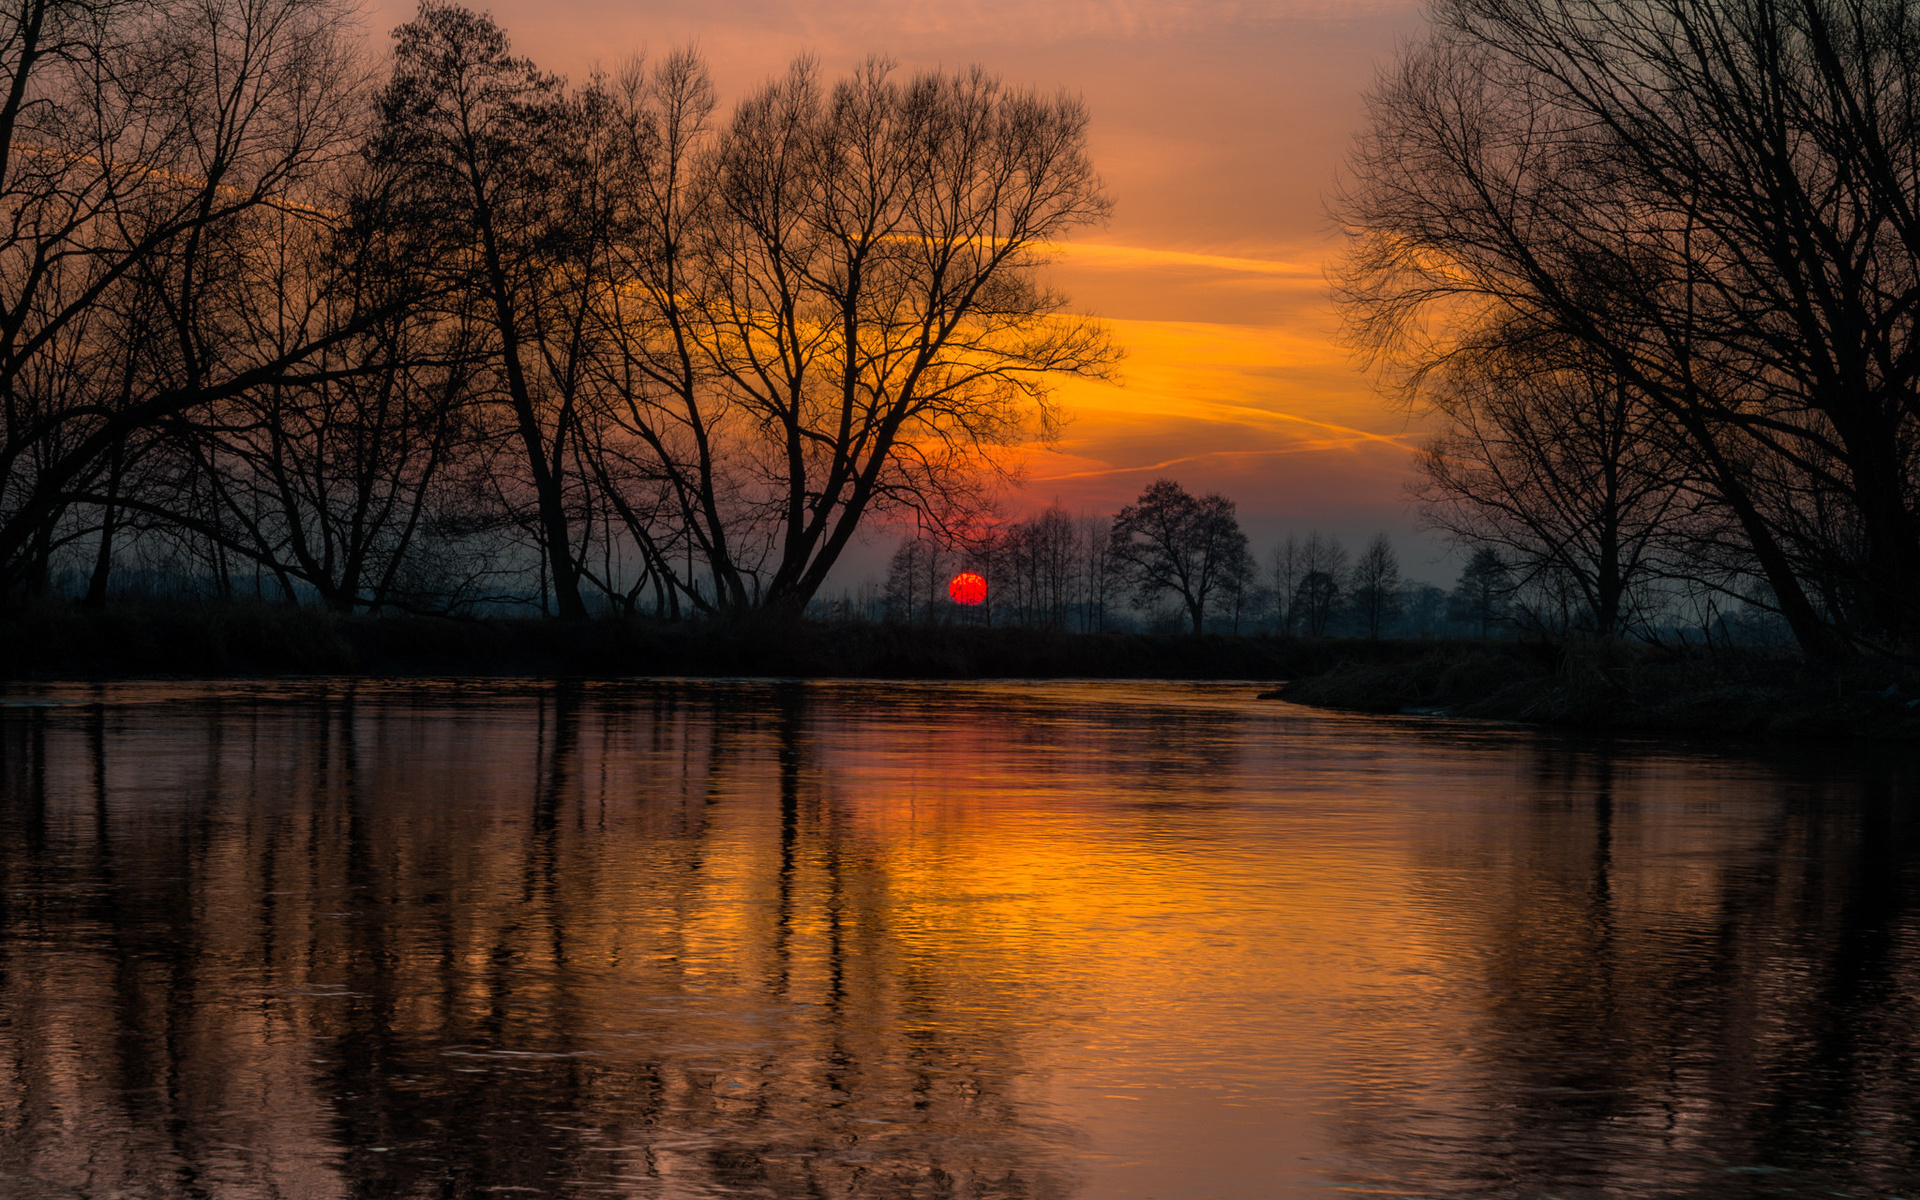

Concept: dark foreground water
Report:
left=0, top=680, right=1916, bottom=1200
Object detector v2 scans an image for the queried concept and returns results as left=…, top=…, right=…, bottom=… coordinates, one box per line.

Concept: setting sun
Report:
left=1, top=0, right=1913, bottom=1195
left=948, top=572, right=989, bottom=606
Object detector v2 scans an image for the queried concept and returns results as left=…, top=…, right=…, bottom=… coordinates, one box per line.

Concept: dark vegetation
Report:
left=17, top=599, right=1909, bottom=742
left=0, top=601, right=1436, bottom=681
left=1339, top=0, right=1920, bottom=659
left=1273, top=643, right=1920, bottom=741
left=9, top=0, right=1917, bottom=741
left=1231, top=0, right=1920, bottom=742
left=0, top=0, right=1110, bottom=621
left=878, top=479, right=1263, bottom=637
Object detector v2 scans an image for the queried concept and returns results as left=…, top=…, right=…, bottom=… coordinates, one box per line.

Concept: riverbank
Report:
left=0, top=600, right=1423, bottom=682
left=1269, top=642, right=1920, bottom=741
left=15, top=605, right=1905, bottom=740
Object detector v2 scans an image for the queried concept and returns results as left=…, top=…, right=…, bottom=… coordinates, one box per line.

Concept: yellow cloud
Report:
left=1009, top=312, right=1423, bottom=511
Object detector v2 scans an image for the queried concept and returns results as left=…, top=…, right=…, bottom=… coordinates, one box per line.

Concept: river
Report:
left=0, top=679, right=1915, bottom=1198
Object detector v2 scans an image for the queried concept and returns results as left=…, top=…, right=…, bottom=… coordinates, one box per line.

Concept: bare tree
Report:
left=372, top=3, right=603, bottom=617
left=0, top=4, right=1119, bottom=616
left=1270, top=534, right=1304, bottom=635
left=0, top=0, right=368, bottom=596
left=1221, top=555, right=1260, bottom=634
left=1108, top=478, right=1250, bottom=635
left=595, top=55, right=1116, bottom=617
left=1078, top=512, right=1114, bottom=632
left=1449, top=547, right=1511, bottom=638
left=1291, top=533, right=1348, bottom=637
left=1349, top=533, right=1404, bottom=639
left=1403, top=581, right=1448, bottom=635
left=179, top=200, right=486, bottom=613
left=1015, top=504, right=1077, bottom=630
left=883, top=532, right=949, bottom=625
left=1414, top=346, right=1691, bottom=638
left=1338, top=0, right=1920, bottom=655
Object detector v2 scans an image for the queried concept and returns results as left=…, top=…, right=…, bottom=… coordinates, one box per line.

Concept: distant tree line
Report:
left=1340, top=0, right=1920, bottom=657
left=874, top=476, right=1616, bottom=640
left=880, top=479, right=1257, bottom=635
left=0, top=0, right=1113, bottom=617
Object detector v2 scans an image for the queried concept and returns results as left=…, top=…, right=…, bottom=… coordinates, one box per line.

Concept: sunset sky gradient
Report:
left=362, top=0, right=1439, bottom=573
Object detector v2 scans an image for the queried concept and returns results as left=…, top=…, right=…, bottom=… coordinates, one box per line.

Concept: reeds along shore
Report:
left=5, top=602, right=1912, bottom=741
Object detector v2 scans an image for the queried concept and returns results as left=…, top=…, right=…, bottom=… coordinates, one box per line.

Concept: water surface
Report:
left=0, top=679, right=1916, bottom=1198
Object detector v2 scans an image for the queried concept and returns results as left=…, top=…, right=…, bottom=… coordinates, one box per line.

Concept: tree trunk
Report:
left=84, top=443, right=124, bottom=608
left=20, top=519, right=53, bottom=597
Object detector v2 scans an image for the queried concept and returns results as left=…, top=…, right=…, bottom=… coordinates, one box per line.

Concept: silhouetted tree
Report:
left=1450, top=547, right=1512, bottom=638
left=1287, top=532, right=1349, bottom=637
left=1293, top=571, right=1339, bottom=638
left=1349, top=533, right=1404, bottom=638
left=593, top=55, right=1116, bottom=617
left=1412, top=347, right=1688, bottom=639
left=884, top=534, right=950, bottom=626
left=1270, top=536, right=1299, bottom=635
left=0, top=0, right=369, bottom=597
left=1079, top=513, right=1115, bottom=631
left=1008, top=506, right=1077, bottom=630
left=373, top=3, right=602, bottom=617
left=1338, top=0, right=1920, bottom=655
left=1403, top=581, right=1448, bottom=635
left=1109, top=479, right=1249, bottom=635
left=0, top=3, right=1119, bottom=616
left=173, top=195, right=490, bottom=612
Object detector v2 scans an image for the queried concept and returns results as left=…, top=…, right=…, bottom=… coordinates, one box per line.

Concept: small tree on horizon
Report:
left=1290, top=532, right=1350, bottom=637
left=1450, top=547, right=1512, bottom=638
left=1294, top=570, right=1341, bottom=637
left=1349, top=533, right=1404, bottom=638
left=1108, top=479, right=1250, bottom=635
left=883, top=534, right=949, bottom=626
left=1270, top=535, right=1303, bottom=635
left=1080, top=513, right=1115, bottom=632
left=1403, top=582, right=1448, bottom=635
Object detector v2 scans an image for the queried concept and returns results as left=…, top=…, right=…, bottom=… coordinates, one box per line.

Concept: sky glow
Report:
left=362, top=0, right=1435, bottom=566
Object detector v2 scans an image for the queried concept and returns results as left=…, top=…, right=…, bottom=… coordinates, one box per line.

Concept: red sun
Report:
left=947, top=571, right=988, bottom=606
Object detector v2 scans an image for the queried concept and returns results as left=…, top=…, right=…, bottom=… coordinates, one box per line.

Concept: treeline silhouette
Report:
left=1340, top=0, right=1920, bottom=658
left=0, top=0, right=1111, bottom=619
left=859, top=477, right=1618, bottom=641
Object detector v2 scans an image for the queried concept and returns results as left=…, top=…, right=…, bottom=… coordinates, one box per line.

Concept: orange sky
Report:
left=360, top=0, right=1444, bottom=575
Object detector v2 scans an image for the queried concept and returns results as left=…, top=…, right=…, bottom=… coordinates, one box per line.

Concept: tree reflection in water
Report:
left=0, top=681, right=1914, bottom=1199
left=1328, top=745, right=1920, bottom=1196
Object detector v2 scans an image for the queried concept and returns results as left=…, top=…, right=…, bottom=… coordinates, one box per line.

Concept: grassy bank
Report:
left=0, top=599, right=1425, bottom=682
left=1270, top=641, right=1920, bottom=741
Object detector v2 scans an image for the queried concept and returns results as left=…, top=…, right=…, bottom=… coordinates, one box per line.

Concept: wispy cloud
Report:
left=1031, top=440, right=1400, bottom=483
left=1052, top=242, right=1323, bottom=279
left=1012, top=312, right=1421, bottom=509
left=778, top=0, right=1420, bottom=43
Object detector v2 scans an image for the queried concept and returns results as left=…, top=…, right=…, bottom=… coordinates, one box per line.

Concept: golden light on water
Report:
left=3, top=681, right=1913, bottom=1197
